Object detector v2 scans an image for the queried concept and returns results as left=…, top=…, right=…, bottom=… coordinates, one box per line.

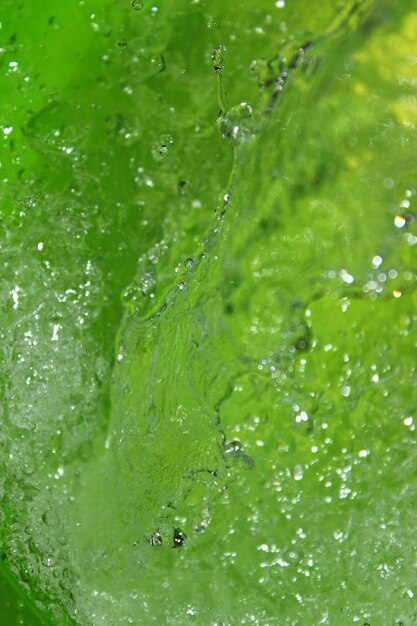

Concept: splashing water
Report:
left=1, top=0, right=417, bottom=624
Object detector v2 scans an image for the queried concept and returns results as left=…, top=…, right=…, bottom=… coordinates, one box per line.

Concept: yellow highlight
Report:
left=391, top=98, right=417, bottom=129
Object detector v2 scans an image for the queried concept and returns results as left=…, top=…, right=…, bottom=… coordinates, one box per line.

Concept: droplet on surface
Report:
left=131, top=0, right=143, bottom=10
left=115, top=38, right=128, bottom=49
left=225, top=440, right=243, bottom=456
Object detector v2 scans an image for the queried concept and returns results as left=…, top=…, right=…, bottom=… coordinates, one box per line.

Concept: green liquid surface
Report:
left=1, top=1, right=417, bottom=624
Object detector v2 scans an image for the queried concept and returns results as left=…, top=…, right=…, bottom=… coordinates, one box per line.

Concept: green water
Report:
left=1, top=1, right=417, bottom=624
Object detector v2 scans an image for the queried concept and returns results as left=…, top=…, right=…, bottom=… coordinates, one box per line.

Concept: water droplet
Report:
left=173, top=527, right=186, bottom=548
left=131, top=0, right=143, bottom=9
left=178, top=180, right=188, bottom=195
left=152, top=134, right=172, bottom=158
left=217, top=102, right=253, bottom=144
left=42, top=510, right=59, bottom=527
left=149, top=531, right=162, bottom=546
left=207, top=17, right=220, bottom=30
left=225, top=440, right=242, bottom=456
left=41, top=553, right=55, bottom=567
left=116, top=39, right=128, bottom=49
left=159, top=133, right=173, bottom=146
left=150, top=54, right=165, bottom=73
left=284, top=548, right=301, bottom=564
left=212, top=45, right=226, bottom=73
left=293, top=465, right=304, bottom=480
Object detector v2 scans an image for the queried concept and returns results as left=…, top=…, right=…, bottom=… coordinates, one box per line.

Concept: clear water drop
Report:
left=207, top=17, right=220, bottom=30
left=159, top=133, right=173, bottom=146
left=150, top=54, right=165, bottom=73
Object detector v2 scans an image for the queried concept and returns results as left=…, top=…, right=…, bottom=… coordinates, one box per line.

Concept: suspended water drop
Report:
left=207, top=17, right=220, bottom=30
left=150, top=54, right=165, bottom=72
left=212, top=45, right=226, bottom=73
left=149, top=531, right=162, bottom=546
left=178, top=179, right=188, bottom=195
left=159, top=133, right=173, bottom=146
left=172, top=527, right=186, bottom=548
left=217, top=101, right=253, bottom=144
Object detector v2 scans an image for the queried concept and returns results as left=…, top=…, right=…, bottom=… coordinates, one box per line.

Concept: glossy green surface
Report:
left=1, top=1, right=417, bottom=624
